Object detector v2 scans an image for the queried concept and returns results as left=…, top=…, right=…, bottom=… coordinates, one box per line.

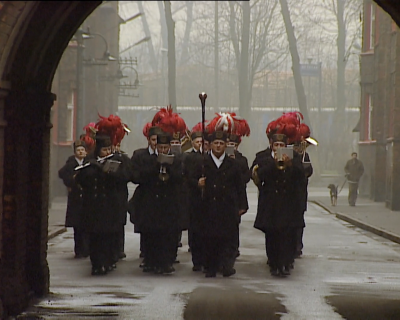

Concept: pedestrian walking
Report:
left=344, top=152, right=364, bottom=206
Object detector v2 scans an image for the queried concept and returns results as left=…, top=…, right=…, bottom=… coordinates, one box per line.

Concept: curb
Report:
left=310, top=200, right=400, bottom=245
left=48, top=227, right=67, bottom=240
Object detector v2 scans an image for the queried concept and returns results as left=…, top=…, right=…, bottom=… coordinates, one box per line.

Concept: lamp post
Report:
left=76, top=29, right=85, bottom=140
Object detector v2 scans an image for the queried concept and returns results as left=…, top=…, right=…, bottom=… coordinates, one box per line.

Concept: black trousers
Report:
left=295, top=227, right=304, bottom=254
left=118, top=225, right=125, bottom=253
left=204, top=234, right=237, bottom=273
left=265, top=227, right=295, bottom=269
left=89, top=232, right=118, bottom=269
left=73, top=226, right=90, bottom=257
left=189, top=229, right=204, bottom=267
left=143, top=231, right=178, bottom=268
left=348, top=182, right=359, bottom=205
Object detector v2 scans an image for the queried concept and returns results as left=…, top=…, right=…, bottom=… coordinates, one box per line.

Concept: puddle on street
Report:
left=325, top=294, right=400, bottom=320
left=183, top=286, right=286, bottom=320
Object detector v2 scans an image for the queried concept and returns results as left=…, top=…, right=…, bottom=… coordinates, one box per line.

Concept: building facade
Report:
left=360, top=0, right=400, bottom=210
left=50, top=2, right=121, bottom=199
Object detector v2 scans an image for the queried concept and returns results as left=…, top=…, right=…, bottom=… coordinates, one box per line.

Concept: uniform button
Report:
left=213, top=197, right=216, bottom=200
left=283, top=180, right=286, bottom=183
left=223, top=186, right=225, bottom=189
left=156, top=195, right=159, bottom=198
left=275, top=190, right=278, bottom=193
left=214, top=185, right=217, bottom=188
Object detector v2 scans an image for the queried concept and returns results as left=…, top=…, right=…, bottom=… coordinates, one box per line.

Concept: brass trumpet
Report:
left=275, top=147, right=288, bottom=170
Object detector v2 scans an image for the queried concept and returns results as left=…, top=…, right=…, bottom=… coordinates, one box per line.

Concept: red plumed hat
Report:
left=266, top=111, right=304, bottom=143
left=81, top=122, right=97, bottom=152
left=151, top=105, right=187, bottom=139
left=298, top=123, right=311, bottom=139
left=142, top=122, right=153, bottom=138
left=206, top=112, right=250, bottom=138
left=191, top=121, right=208, bottom=133
left=96, top=114, right=129, bottom=146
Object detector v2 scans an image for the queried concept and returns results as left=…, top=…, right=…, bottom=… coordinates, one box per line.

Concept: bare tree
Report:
left=179, top=1, right=193, bottom=66
left=164, top=1, right=177, bottom=110
left=137, top=1, right=158, bottom=73
left=279, top=0, right=311, bottom=127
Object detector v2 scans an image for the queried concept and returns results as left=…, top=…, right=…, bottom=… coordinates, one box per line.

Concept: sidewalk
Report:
left=308, top=186, right=400, bottom=245
left=48, top=196, right=67, bottom=240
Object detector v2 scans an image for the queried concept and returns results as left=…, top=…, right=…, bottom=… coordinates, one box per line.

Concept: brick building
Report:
left=359, top=0, right=400, bottom=210
left=50, top=2, right=121, bottom=199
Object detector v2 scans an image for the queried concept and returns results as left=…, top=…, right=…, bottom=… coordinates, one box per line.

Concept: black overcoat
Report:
left=235, top=150, right=251, bottom=186
left=184, top=150, right=204, bottom=233
left=113, top=151, right=134, bottom=225
left=74, top=155, right=127, bottom=233
left=131, top=151, right=184, bottom=233
left=58, top=156, right=85, bottom=227
left=190, top=154, right=249, bottom=238
left=254, top=152, right=305, bottom=232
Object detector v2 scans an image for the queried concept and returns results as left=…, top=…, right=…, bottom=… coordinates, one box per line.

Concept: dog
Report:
left=327, top=184, right=338, bottom=206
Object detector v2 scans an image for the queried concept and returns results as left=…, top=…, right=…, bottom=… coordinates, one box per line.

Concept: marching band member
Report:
left=58, top=140, right=89, bottom=259
left=194, top=130, right=248, bottom=278
left=252, top=113, right=305, bottom=277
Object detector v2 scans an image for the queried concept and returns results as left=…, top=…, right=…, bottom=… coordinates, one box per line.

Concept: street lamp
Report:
left=119, top=36, right=151, bottom=55
left=83, top=27, right=118, bottom=63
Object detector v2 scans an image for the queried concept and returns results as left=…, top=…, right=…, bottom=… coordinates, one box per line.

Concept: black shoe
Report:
left=143, top=266, right=154, bottom=273
left=119, top=252, right=127, bottom=260
left=139, top=252, right=145, bottom=258
left=188, top=247, right=191, bottom=253
left=178, top=242, right=183, bottom=248
left=294, top=251, right=302, bottom=259
left=192, top=265, right=203, bottom=272
left=106, top=264, right=116, bottom=272
left=222, top=268, right=236, bottom=277
left=270, top=268, right=279, bottom=277
left=279, top=267, right=290, bottom=276
left=153, top=267, right=163, bottom=274
left=91, top=266, right=107, bottom=276
left=163, top=265, right=175, bottom=274
left=236, top=251, right=240, bottom=258
left=139, top=259, right=147, bottom=268
left=205, top=272, right=216, bottom=278
left=173, top=259, right=180, bottom=264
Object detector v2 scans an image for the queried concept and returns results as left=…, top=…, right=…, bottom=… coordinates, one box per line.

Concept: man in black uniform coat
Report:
left=75, top=135, right=129, bottom=275
left=195, top=131, right=248, bottom=278
left=253, top=133, right=304, bottom=277
left=184, top=130, right=205, bottom=271
left=129, top=126, right=162, bottom=264
left=132, top=132, right=184, bottom=274
left=58, top=140, right=89, bottom=258
left=113, top=142, right=134, bottom=260
left=293, top=139, right=313, bottom=258
left=227, top=134, right=251, bottom=258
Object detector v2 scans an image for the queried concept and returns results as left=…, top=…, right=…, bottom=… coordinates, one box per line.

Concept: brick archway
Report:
left=0, top=1, right=101, bottom=317
left=0, top=0, right=398, bottom=318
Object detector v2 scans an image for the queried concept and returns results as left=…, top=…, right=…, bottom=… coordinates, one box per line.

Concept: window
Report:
left=365, top=94, right=373, bottom=141
left=66, top=91, right=75, bottom=142
left=369, top=4, right=376, bottom=50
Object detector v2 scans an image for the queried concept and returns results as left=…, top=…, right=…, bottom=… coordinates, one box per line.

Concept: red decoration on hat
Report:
left=96, top=114, right=128, bottom=146
left=142, top=122, right=153, bottom=138
left=151, top=105, right=187, bottom=138
left=206, top=112, right=250, bottom=138
left=81, top=122, right=97, bottom=152
left=191, top=121, right=208, bottom=133
left=266, top=111, right=305, bottom=144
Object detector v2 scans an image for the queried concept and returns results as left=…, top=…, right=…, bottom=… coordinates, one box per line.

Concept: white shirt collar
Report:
left=75, top=157, right=84, bottom=165
left=211, top=151, right=226, bottom=168
left=271, top=150, right=275, bottom=159
left=148, top=146, right=158, bottom=155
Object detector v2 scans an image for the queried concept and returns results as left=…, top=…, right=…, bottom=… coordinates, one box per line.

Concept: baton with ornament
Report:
left=199, top=92, right=207, bottom=199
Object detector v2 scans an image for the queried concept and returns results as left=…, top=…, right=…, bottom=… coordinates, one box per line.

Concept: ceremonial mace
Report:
left=199, top=92, right=207, bottom=199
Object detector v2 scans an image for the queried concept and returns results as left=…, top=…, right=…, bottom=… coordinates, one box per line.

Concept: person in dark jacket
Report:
left=113, top=142, right=134, bottom=260
left=195, top=131, right=248, bottom=278
left=253, top=133, right=304, bottom=277
left=75, top=134, right=128, bottom=276
left=132, top=132, right=184, bottom=274
left=184, top=130, right=206, bottom=271
left=58, top=140, right=89, bottom=259
left=129, top=125, right=162, bottom=267
left=227, top=133, right=251, bottom=258
left=344, top=152, right=364, bottom=206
